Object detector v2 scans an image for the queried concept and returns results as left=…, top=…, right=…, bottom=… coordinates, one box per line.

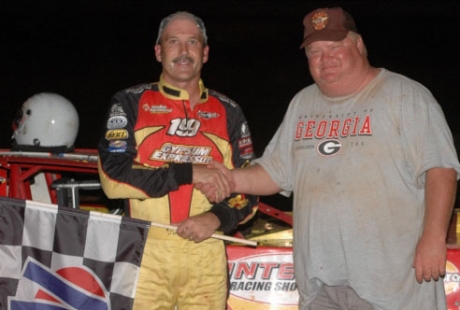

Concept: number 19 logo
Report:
left=167, top=118, right=201, bottom=137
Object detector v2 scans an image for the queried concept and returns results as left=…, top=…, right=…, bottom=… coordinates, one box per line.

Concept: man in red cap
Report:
left=199, top=6, right=460, bottom=309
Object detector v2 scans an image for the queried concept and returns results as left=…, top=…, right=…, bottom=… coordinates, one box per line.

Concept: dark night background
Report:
left=2, top=0, right=460, bottom=208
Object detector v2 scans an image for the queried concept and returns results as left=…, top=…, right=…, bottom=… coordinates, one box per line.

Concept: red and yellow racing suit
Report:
left=98, top=75, right=258, bottom=310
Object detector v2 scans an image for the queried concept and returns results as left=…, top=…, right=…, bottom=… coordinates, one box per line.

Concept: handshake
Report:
left=174, top=161, right=239, bottom=243
left=193, top=161, right=234, bottom=203
left=179, top=160, right=277, bottom=242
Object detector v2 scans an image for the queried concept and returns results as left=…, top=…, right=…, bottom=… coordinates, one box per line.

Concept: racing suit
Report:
left=98, top=75, right=258, bottom=310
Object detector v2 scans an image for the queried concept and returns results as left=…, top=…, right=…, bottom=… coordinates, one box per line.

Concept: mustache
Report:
left=173, top=55, right=194, bottom=64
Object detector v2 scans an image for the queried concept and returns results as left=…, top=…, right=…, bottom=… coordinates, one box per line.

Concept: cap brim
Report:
left=300, top=30, right=350, bottom=48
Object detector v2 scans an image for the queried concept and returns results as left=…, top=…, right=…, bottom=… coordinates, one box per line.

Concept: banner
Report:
left=227, top=246, right=299, bottom=310
left=226, top=246, right=460, bottom=310
left=0, top=197, right=150, bottom=310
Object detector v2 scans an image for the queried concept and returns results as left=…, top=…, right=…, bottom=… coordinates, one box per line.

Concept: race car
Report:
left=0, top=146, right=300, bottom=309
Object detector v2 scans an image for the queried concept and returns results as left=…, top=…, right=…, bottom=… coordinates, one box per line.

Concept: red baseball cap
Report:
left=300, top=7, right=357, bottom=48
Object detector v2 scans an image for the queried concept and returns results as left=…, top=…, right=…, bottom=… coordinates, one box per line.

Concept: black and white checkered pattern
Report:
left=0, top=197, right=150, bottom=310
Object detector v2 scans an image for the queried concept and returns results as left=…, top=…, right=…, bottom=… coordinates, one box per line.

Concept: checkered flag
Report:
left=0, top=197, right=150, bottom=310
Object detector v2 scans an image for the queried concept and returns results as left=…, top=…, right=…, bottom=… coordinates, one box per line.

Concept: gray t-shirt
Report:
left=256, top=69, right=460, bottom=310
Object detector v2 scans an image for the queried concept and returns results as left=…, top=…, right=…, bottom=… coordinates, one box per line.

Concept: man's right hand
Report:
left=192, top=163, right=234, bottom=202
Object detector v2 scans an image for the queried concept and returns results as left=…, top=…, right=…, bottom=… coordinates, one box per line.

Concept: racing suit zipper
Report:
left=182, top=100, right=189, bottom=120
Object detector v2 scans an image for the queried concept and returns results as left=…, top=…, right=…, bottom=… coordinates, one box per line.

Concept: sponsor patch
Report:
left=126, top=85, right=148, bottom=94
left=110, top=103, right=125, bottom=115
left=105, top=129, right=129, bottom=140
left=240, top=122, right=250, bottom=137
left=143, top=104, right=172, bottom=114
left=238, top=137, right=252, bottom=148
left=150, top=143, right=212, bottom=164
left=227, top=194, right=248, bottom=210
left=198, top=111, right=219, bottom=119
left=240, top=146, right=254, bottom=160
left=108, top=140, right=127, bottom=153
left=107, top=116, right=128, bottom=129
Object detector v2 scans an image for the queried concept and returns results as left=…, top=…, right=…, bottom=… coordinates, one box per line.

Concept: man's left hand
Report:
left=413, top=234, right=447, bottom=283
left=176, top=212, right=220, bottom=243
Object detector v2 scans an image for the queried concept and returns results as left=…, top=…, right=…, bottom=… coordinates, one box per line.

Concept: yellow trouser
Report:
left=133, top=227, right=228, bottom=310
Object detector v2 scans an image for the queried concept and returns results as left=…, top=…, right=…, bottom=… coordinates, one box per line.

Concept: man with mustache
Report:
left=97, top=11, right=257, bottom=310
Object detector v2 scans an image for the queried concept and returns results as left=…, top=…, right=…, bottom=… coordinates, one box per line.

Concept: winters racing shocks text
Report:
left=228, top=260, right=297, bottom=292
